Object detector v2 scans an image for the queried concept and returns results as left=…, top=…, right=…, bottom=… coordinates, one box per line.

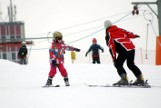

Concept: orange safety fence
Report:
left=156, top=36, right=161, bottom=65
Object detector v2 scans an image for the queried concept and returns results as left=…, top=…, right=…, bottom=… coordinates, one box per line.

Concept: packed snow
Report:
left=0, top=59, right=161, bottom=108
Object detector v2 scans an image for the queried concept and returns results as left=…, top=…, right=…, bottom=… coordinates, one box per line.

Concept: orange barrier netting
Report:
left=156, top=36, right=161, bottom=65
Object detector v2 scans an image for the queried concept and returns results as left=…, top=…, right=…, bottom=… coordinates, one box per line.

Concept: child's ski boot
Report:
left=45, top=77, right=53, bottom=86
left=64, top=76, right=70, bottom=86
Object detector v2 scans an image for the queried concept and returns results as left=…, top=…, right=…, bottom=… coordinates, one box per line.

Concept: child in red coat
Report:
left=45, top=31, right=80, bottom=86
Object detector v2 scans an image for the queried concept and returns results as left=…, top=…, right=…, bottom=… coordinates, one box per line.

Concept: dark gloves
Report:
left=52, top=60, right=57, bottom=68
left=113, top=59, right=117, bottom=67
left=135, top=35, right=140, bottom=38
left=102, top=49, right=104, bottom=53
left=74, top=48, right=80, bottom=52
left=85, top=53, right=88, bottom=57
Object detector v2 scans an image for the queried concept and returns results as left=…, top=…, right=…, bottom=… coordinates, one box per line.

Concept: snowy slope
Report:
left=0, top=59, right=161, bottom=108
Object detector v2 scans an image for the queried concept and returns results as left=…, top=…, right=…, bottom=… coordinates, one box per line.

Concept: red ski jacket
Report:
left=49, top=41, right=77, bottom=64
left=106, top=25, right=138, bottom=60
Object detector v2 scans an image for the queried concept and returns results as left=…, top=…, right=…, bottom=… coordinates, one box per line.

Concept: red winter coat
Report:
left=49, top=41, right=75, bottom=64
left=106, top=25, right=137, bottom=60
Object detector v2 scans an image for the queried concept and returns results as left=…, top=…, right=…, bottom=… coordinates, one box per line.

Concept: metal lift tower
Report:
left=132, top=0, right=161, bottom=65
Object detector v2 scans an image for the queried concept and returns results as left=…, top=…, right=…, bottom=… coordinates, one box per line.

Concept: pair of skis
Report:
left=42, top=85, right=60, bottom=88
left=86, top=80, right=151, bottom=88
left=86, top=84, right=151, bottom=88
left=42, top=84, right=70, bottom=88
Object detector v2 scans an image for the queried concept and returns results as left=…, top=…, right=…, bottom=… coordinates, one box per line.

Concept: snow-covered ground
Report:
left=0, top=59, right=161, bottom=108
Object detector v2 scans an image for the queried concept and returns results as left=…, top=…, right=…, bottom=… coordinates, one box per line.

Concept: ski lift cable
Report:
left=31, top=10, right=133, bottom=50
left=63, top=11, right=152, bottom=37
left=27, top=9, right=151, bottom=40
left=32, top=7, right=151, bottom=50
left=66, top=11, right=132, bottom=45
left=31, top=11, right=156, bottom=50
left=26, top=11, right=132, bottom=38
left=34, top=12, right=151, bottom=45
left=47, top=12, right=150, bottom=39
left=66, top=28, right=104, bottom=45
left=34, top=14, right=145, bottom=45
left=50, top=11, right=133, bottom=45
left=26, top=10, right=150, bottom=39
left=56, top=11, right=132, bottom=31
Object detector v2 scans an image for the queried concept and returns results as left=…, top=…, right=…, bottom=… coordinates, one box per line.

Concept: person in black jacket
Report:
left=18, top=42, right=28, bottom=64
left=85, top=38, right=104, bottom=64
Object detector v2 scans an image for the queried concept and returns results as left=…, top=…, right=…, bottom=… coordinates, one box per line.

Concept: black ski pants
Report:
left=114, top=49, right=142, bottom=77
left=92, top=57, right=100, bottom=64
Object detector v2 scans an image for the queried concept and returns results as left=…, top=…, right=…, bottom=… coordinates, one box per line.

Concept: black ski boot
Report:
left=113, top=74, right=129, bottom=86
left=131, top=74, right=144, bottom=86
left=64, top=76, right=70, bottom=86
left=45, top=77, right=53, bottom=86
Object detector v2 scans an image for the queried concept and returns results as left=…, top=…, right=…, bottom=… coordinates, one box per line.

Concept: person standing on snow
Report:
left=18, top=42, right=28, bottom=65
left=85, top=38, right=104, bottom=64
left=104, top=20, right=145, bottom=86
left=45, top=31, right=80, bottom=86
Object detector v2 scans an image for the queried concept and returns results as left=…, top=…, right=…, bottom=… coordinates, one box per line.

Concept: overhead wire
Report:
left=26, top=11, right=132, bottom=38
left=25, top=11, right=133, bottom=54
left=66, top=11, right=132, bottom=45
left=56, top=11, right=132, bottom=31
left=31, top=6, right=157, bottom=51
left=33, top=11, right=153, bottom=47
left=31, top=10, right=134, bottom=50
left=29, top=11, right=132, bottom=47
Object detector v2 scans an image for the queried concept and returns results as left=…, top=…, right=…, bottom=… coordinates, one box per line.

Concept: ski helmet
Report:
left=53, top=31, right=63, bottom=42
left=104, top=20, right=112, bottom=29
left=92, top=38, right=97, bottom=44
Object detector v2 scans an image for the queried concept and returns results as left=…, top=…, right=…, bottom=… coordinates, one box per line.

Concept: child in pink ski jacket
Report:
left=45, top=31, right=80, bottom=86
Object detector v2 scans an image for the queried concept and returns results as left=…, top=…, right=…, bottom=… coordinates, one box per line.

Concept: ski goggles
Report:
left=57, top=36, right=62, bottom=40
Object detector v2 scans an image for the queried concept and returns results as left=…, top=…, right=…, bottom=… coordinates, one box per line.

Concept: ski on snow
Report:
left=85, top=80, right=151, bottom=88
left=42, top=85, right=60, bottom=88
left=85, top=84, right=151, bottom=88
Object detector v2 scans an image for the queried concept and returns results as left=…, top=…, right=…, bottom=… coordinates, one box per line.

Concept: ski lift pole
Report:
left=145, top=23, right=149, bottom=59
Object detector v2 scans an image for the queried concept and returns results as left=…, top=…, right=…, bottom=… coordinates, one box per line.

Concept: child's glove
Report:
left=85, top=53, right=88, bottom=57
left=52, top=60, right=57, bottom=68
left=102, top=49, right=104, bottom=53
left=74, top=48, right=80, bottom=52
left=135, top=35, right=140, bottom=38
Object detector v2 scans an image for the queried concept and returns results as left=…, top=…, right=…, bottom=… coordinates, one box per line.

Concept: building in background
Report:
left=0, top=22, right=24, bottom=63
left=0, top=0, right=32, bottom=63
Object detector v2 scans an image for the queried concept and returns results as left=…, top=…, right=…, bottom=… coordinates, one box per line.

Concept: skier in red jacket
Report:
left=45, top=31, right=80, bottom=86
left=104, top=20, right=145, bottom=86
